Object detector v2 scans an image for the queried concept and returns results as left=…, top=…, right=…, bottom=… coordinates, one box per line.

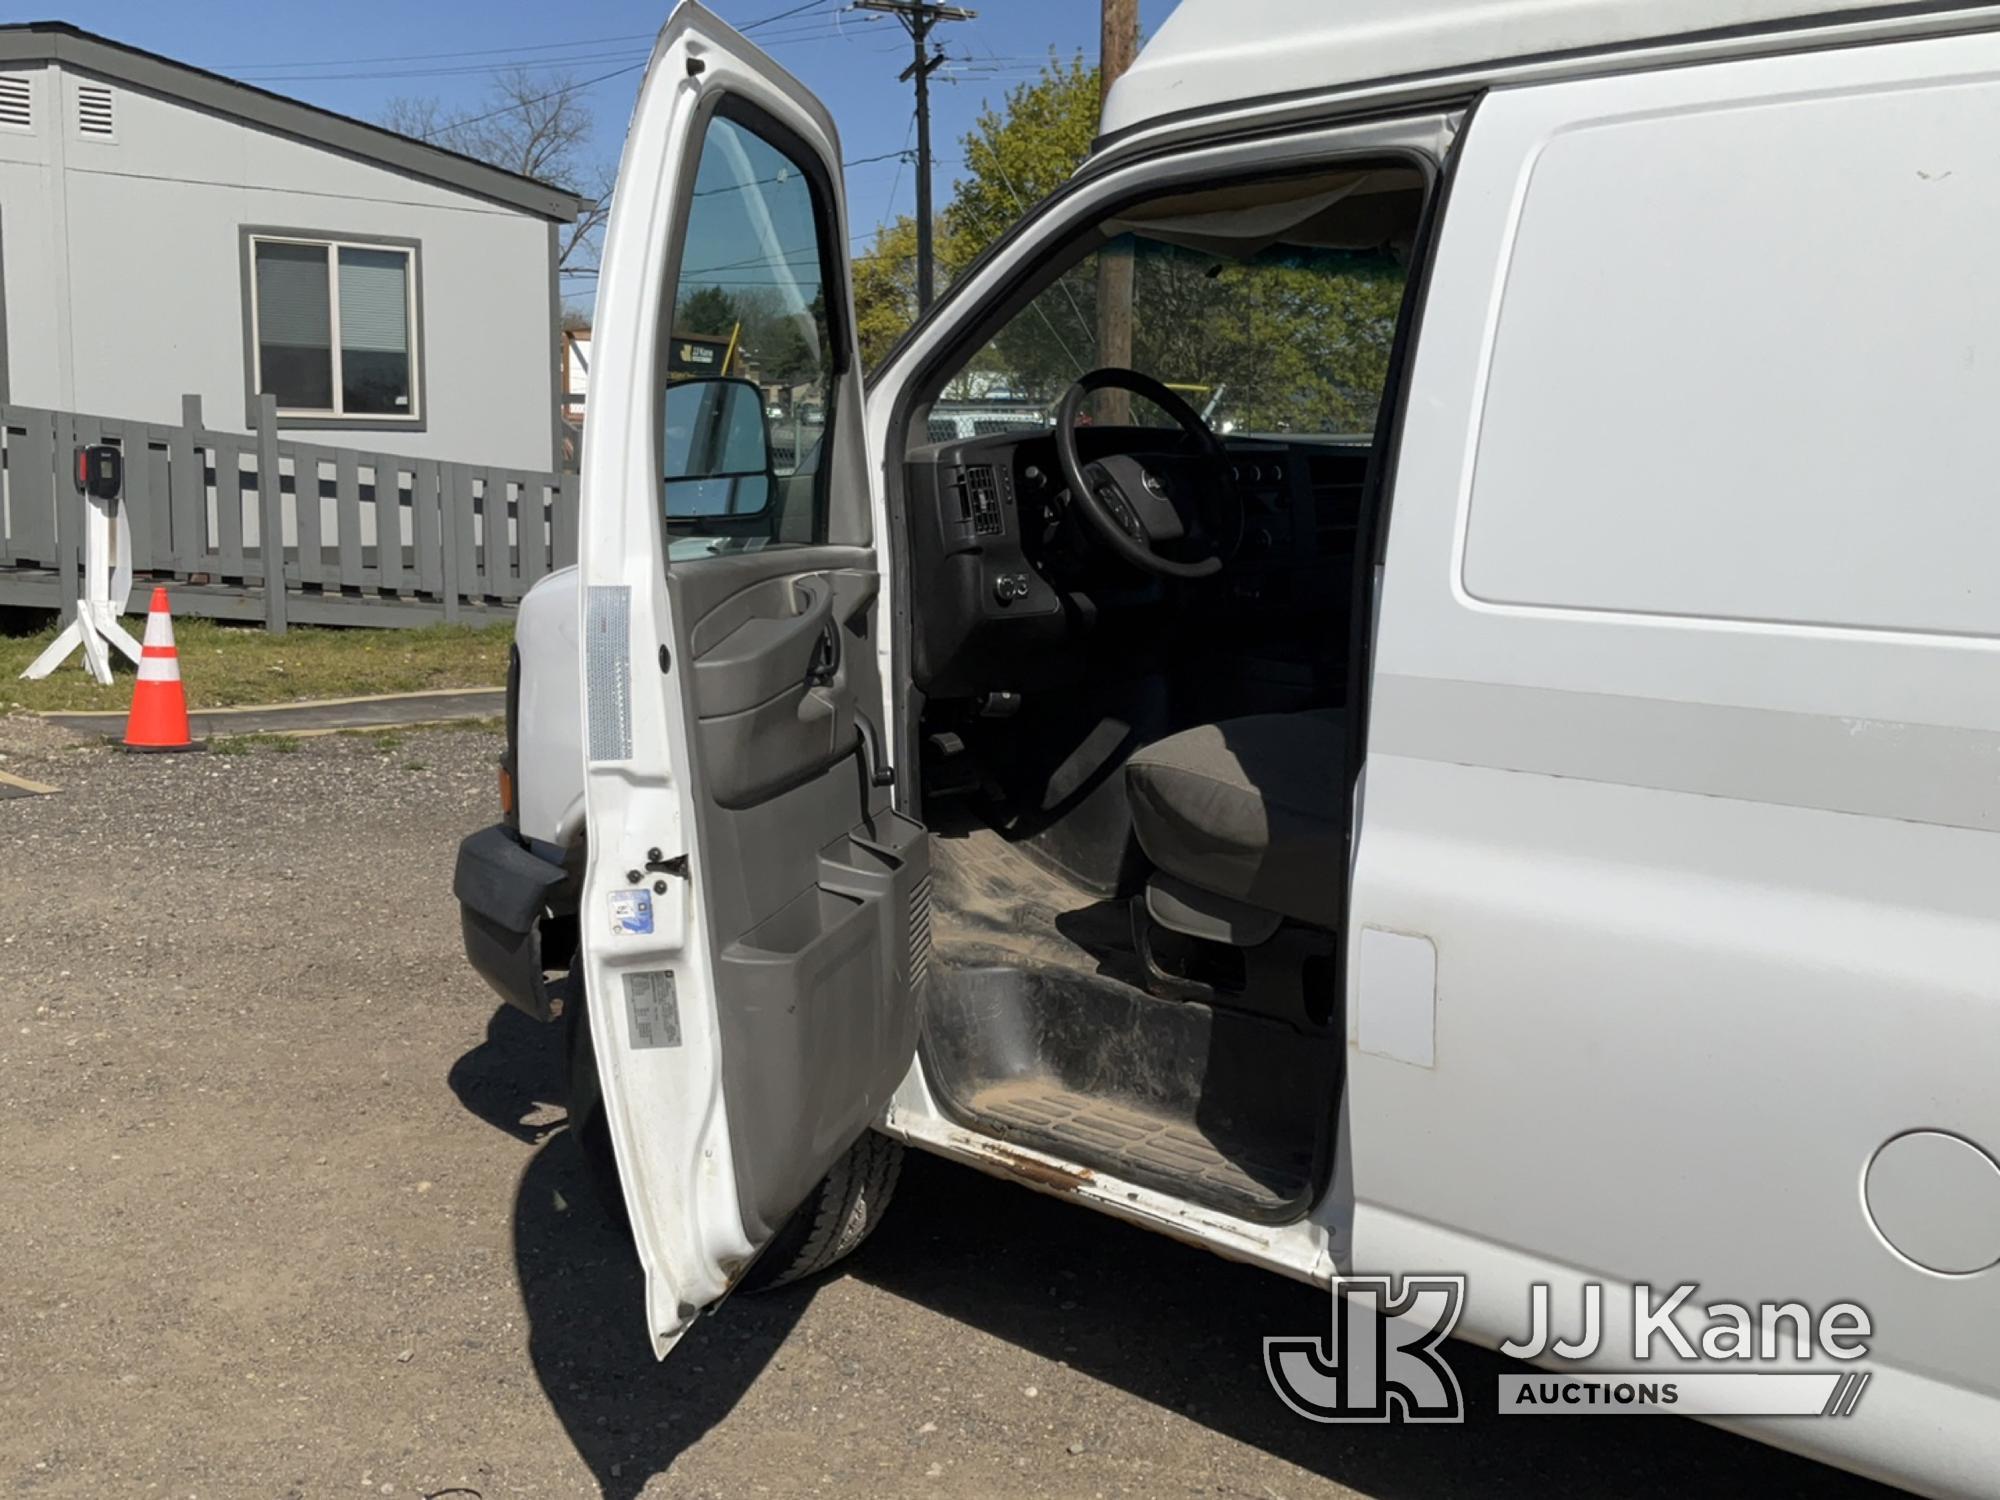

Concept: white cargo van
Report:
left=453, top=3, right=2000, bottom=1491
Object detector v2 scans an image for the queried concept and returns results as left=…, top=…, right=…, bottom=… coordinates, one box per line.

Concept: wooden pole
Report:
left=911, top=8, right=937, bottom=311
left=1096, top=0, right=1140, bottom=422
left=856, top=1, right=977, bottom=313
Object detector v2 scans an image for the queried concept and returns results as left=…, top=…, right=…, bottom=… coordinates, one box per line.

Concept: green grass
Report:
left=0, top=616, right=512, bottom=714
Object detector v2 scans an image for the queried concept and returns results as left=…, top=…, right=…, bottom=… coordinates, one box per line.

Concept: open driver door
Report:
left=574, top=1, right=929, bottom=1356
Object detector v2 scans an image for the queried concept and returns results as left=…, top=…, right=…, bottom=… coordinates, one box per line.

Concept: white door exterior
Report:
left=574, top=2, right=925, bottom=1358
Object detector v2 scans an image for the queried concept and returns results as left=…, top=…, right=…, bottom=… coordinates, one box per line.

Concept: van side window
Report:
left=663, top=111, right=836, bottom=541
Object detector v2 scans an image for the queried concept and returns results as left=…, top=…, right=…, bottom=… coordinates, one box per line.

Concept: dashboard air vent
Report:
left=956, top=464, right=1002, bottom=536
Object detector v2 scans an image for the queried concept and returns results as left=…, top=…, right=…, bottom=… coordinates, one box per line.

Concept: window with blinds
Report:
left=249, top=235, right=419, bottom=420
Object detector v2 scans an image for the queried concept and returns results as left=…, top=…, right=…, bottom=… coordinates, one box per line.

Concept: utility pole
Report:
left=1097, top=0, right=1139, bottom=420
left=854, top=0, right=976, bottom=312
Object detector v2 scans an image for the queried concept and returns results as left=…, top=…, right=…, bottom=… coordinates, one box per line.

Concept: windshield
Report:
left=939, top=230, right=1407, bottom=442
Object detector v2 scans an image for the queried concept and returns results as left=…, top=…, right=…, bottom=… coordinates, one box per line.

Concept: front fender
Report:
left=514, top=566, right=587, bottom=847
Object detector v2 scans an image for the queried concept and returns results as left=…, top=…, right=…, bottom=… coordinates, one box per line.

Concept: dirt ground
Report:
left=0, top=717, right=1902, bottom=1499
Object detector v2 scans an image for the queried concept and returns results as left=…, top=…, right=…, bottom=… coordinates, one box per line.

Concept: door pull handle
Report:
left=805, top=622, right=840, bottom=687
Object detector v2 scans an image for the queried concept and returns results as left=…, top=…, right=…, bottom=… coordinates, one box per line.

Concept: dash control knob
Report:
left=991, top=570, right=1032, bottom=604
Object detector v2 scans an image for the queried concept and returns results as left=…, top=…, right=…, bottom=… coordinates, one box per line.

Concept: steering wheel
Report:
left=1053, top=367, right=1229, bottom=580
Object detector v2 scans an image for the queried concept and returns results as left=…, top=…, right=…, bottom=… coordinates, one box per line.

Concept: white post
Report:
left=20, top=480, right=144, bottom=685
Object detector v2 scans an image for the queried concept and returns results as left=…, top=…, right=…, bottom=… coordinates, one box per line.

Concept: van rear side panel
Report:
left=1355, top=31, right=2000, bottom=1494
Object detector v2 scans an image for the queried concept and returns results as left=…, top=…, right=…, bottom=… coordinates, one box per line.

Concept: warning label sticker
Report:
left=624, top=970, right=681, bottom=1049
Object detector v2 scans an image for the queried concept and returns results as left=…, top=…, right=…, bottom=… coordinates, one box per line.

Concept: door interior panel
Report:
left=683, top=558, right=882, bottom=809
left=668, top=544, right=930, bottom=1238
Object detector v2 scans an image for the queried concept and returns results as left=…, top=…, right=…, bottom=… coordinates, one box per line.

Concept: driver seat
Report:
left=1124, top=709, right=1347, bottom=932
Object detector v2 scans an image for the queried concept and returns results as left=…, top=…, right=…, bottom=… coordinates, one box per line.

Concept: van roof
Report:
left=1102, top=0, right=1993, bottom=139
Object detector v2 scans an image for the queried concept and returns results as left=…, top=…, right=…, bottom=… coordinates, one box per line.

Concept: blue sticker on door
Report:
left=610, top=888, right=653, bottom=936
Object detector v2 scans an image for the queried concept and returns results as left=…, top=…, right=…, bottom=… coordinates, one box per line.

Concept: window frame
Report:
left=655, top=93, right=850, bottom=541
left=239, top=226, right=426, bottom=430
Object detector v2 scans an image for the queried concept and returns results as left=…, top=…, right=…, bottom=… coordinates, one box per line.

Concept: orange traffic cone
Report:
left=122, top=587, right=201, bottom=752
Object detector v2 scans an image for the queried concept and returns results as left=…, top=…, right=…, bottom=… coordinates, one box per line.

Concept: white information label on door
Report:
left=623, top=969, right=682, bottom=1049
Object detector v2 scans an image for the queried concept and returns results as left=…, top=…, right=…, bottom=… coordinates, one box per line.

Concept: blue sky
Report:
left=49, top=0, right=1181, bottom=305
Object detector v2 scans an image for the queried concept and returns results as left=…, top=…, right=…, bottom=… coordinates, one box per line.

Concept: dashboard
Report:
left=904, top=425, right=1368, bottom=700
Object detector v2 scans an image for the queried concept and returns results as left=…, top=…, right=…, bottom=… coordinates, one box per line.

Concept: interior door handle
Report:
left=805, top=621, right=840, bottom=687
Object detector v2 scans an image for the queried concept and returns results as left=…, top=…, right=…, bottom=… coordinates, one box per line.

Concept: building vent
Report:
left=0, top=75, right=31, bottom=132
left=76, top=81, right=113, bottom=138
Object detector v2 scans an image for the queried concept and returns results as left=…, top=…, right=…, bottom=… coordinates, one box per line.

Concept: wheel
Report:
left=740, top=1127, right=905, bottom=1292
left=562, top=973, right=905, bottom=1287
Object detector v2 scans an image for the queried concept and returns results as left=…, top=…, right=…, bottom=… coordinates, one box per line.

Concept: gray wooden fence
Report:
left=0, top=393, right=576, bottom=633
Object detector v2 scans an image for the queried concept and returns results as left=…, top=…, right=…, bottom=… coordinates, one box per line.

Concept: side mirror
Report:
left=664, top=376, right=772, bottom=519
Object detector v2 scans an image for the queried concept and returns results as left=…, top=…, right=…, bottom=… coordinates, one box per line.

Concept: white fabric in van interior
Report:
left=1103, top=172, right=1413, bottom=258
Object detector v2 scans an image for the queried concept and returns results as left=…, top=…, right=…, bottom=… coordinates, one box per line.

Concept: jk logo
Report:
left=1266, top=1275, right=1467, bottom=1423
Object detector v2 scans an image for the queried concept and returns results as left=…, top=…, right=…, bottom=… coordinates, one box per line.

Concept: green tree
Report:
left=852, top=217, right=923, bottom=372
left=758, top=307, right=823, bottom=389
left=674, top=284, right=740, bottom=338
left=841, top=55, right=1098, bottom=378
left=1129, top=245, right=1406, bottom=434
left=845, top=49, right=1407, bottom=434
left=939, top=53, right=1104, bottom=397
left=943, top=53, right=1099, bottom=268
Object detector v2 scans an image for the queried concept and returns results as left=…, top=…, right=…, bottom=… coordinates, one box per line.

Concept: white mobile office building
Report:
left=0, top=23, right=581, bottom=471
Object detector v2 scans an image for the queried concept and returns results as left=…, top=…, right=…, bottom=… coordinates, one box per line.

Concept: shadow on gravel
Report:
left=451, top=1000, right=1896, bottom=1500
left=449, top=1004, right=811, bottom=1499
left=447, top=1004, right=566, bottom=1143
left=508, top=1136, right=814, bottom=1500
left=852, top=1153, right=1899, bottom=1500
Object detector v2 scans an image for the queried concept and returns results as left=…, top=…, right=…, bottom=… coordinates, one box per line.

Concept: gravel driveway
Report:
left=0, top=718, right=1900, bottom=1499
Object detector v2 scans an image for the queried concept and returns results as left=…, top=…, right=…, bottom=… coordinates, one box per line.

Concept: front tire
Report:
left=740, top=1127, right=905, bottom=1292
left=562, top=975, right=905, bottom=1289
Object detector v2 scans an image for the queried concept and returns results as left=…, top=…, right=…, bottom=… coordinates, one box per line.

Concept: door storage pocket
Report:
left=716, top=883, right=881, bottom=1181
left=730, top=885, right=869, bottom=962
left=709, top=810, right=933, bottom=1221
left=818, top=812, right=932, bottom=1001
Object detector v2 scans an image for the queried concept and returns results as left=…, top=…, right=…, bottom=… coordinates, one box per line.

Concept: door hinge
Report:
left=645, top=846, right=689, bottom=879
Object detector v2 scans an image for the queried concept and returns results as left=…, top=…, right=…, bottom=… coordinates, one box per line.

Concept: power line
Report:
left=233, top=24, right=879, bottom=84
left=878, top=109, right=917, bottom=238
left=736, top=0, right=839, bottom=27
left=423, top=60, right=646, bottom=136
left=219, top=3, right=848, bottom=80
left=971, top=115, right=1091, bottom=371
left=852, top=1, right=977, bottom=313
left=232, top=51, right=654, bottom=84
left=218, top=32, right=657, bottom=73
left=688, top=142, right=928, bottom=204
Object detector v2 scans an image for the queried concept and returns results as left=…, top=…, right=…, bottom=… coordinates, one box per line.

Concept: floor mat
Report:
left=930, top=823, right=1147, bottom=989
left=925, top=823, right=1332, bottom=1221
